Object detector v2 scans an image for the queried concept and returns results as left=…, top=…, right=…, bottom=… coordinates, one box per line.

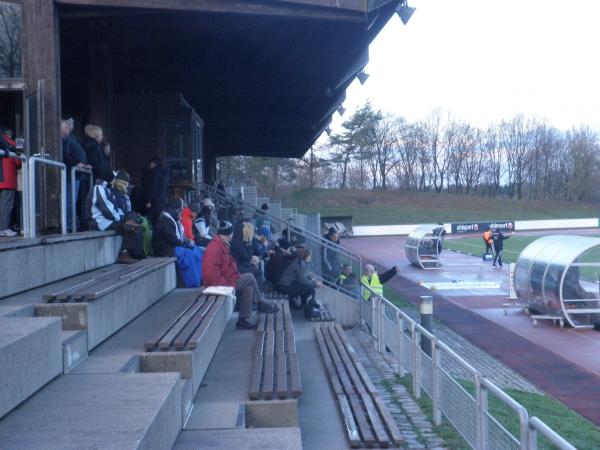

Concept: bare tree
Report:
left=0, top=2, right=21, bottom=78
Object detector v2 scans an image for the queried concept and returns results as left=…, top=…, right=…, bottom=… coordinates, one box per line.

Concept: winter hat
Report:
left=114, top=170, right=130, bottom=182
left=189, top=201, right=202, bottom=214
left=328, top=227, right=337, bottom=235
left=218, top=220, right=234, bottom=236
left=259, top=225, right=270, bottom=240
left=202, top=198, right=215, bottom=210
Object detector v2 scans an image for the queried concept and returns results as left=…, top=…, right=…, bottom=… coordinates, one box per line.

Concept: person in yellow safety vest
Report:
left=361, top=264, right=400, bottom=301
left=337, top=264, right=353, bottom=286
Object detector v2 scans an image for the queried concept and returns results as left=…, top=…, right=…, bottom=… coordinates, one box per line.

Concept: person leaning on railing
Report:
left=361, top=264, right=400, bottom=301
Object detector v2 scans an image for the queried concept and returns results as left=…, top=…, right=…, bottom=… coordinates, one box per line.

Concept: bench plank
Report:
left=288, top=353, right=302, bottom=397
left=262, top=352, right=274, bottom=400
left=362, top=393, right=392, bottom=447
left=348, top=394, right=376, bottom=446
left=373, top=394, right=404, bottom=446
left=276, top=353, right=287, bottom=398
left=172, top=296, right=215, bottom=350
left=314, top=325, right=343, bottom=395
left=144, top=295, right=200, bottom=350
left=338, top=394, right=362, bottom=448
left=158, top=296, right=209, bottom=350
left=187, top=297, right=225, bottom=349
left=249, top=355, right=264, bottom=401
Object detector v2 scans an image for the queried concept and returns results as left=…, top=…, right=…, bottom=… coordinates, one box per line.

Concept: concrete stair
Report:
left=0, top=372, right=182, bottom=450
left=0, top=232, right=121, bottom=299
left=174, top=428, right=302, bottom=450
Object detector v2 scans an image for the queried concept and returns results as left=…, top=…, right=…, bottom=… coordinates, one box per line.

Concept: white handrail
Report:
left=70, top=166, right=93, bottom=233
left=28, top=156, right=67, bottom=236
left=360, top=283, right=576, bottom=449
left=0, top=149, right=29, bottom=238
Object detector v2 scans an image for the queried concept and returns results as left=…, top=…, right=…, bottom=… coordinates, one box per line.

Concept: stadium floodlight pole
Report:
left=396, top=0, right=416, bottom=25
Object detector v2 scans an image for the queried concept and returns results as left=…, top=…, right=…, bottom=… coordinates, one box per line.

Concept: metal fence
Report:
left=361, top=287, right=577, bottom=450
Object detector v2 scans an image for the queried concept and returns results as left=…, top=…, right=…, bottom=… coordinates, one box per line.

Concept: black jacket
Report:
left=141, top=166, right=169, bottom=217
left=230, top=222, right=254, bottom=274
left=83, top=135, right=113, bottom=183
left=62, top=135, right=87, bottom=169
left=279, top=258, right=316, bottom=288
left=492, top=230, right=510, bottom=251
left=152, top=211, right=185, bottom=257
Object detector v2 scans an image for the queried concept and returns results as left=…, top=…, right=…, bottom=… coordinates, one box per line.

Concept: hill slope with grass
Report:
left=285, top=189, right=600, bottom=226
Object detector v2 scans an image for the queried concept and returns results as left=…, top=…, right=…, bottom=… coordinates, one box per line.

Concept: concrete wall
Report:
left=0, top=234, right=121, bottom=299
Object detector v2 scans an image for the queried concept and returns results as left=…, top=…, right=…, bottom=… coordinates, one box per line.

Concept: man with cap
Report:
left=203, top=220, right=278, bottom=329
left=87, top=170, right=142, bottom=263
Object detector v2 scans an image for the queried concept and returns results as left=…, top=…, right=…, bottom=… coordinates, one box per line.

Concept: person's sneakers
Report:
left=304, top=307, right=321, bottom=320
left=258, top=302, right=280, bottom=314
left=116, top=251, right=138, bottom=264
left=236, top=318, right=258, bottom=330
left=0, top=229, right=17, bottom=237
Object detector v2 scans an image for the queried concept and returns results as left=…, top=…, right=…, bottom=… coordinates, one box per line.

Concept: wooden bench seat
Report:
left=314, top=322, right=403, bottom=448
left=42, top=258, right=174, bottom=303
left=249, top=300, right=302, bottom=400
left=144, top=294, right=226, bottom=351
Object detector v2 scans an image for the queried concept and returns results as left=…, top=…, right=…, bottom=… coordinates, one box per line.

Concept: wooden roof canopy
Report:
left=58, top=0, right=401, bottom=158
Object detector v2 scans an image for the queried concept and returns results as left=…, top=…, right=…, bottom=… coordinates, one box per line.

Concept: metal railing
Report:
left=361, top=285, right=577, bottom=450
left=0, top=149, right=30, bottom=238
left=70, top=166, right=93, bottom=233
left=28, top=156, right=67, bottom=236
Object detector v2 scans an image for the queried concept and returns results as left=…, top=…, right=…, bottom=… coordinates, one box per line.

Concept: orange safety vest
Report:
left=483, top=231, right=493, bottom=243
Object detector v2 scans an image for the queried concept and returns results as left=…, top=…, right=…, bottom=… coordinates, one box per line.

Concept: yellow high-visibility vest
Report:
left=361, top=273, right=383, bottom=300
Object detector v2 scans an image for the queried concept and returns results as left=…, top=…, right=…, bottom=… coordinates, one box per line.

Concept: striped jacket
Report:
left=87, top=182, right=124, bottom=231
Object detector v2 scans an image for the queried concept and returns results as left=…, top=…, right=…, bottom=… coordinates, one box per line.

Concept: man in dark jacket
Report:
left=61, top=119, right=91, bottom=232
left=82, top=125, right=113, bottom=183
left=492, top=228, right=510, bottom=267
left=152, top=197, right=194, bottom=257
left=203, top=220, right=278, bottom=329
left=321, top=227, right=340, bottom=286
left=140, top=157, right=168, bottom=223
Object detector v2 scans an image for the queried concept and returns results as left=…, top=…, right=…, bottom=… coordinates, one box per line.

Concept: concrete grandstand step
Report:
left=173, top=427, right=302, bottom=450
left=0, top=231, right=121, bottom=299
left=0, top=372, right=182, bottom=450
left=34, top=259, right=177, bottom=350
left=0, top=316, right=62, bottom=420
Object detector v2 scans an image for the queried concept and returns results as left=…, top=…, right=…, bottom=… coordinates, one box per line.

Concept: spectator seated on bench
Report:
left=203, top=220, right=278, bottom=330
left=191, top=202, right=213, bottom=247
left=86, top=170, right=144, bottom=264
left=278, top=248, right=322, bottom=320
left=230, top=221, right=264, bottom=286
left=152, top=197, right=203, bottom=288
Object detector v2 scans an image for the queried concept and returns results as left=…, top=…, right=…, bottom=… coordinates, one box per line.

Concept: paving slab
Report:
left=0, top=372, right=182, bottom=450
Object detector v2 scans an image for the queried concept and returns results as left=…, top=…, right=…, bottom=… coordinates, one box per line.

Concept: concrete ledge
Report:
left=0, top=372, right=183, bottom=450
left=34, top=262, right=177, bottom=350
left=140, top=295, right=234, bottom=396
left=320, top=285, right=361, bottom=327
left=0, top=233, right=121, bottom=299
left=0, top=317, right=62, bottom=419
left=245, top=399, right=299, bottom=428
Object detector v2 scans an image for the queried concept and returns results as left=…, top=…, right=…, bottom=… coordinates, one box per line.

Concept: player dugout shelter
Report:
left=0, top=0, right=401, bottom=230
left=514, top=235, right=600, bottom=328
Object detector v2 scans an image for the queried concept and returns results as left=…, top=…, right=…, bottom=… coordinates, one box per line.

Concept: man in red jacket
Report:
left=203, top=220, right=278, bottom=329
left=0, top=132, right=21, bottom=237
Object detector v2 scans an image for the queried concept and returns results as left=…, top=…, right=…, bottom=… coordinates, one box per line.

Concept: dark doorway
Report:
left=0, top=91, right=23, bottom=137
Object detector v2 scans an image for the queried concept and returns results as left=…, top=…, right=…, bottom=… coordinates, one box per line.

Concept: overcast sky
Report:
left=328, top=0, right=600, bottom=134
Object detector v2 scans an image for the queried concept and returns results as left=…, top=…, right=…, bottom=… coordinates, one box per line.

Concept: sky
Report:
left=328, top=0, right=600, bottom=134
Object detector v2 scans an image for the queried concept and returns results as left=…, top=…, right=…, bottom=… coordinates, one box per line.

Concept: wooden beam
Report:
left=55, top=0, right=366, bottom=23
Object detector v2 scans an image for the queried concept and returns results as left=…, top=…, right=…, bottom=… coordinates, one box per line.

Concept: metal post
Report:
left=475, top=374, right=487, bottom=450
left=527, top=423, right=538, bottom=450
left=431, top=340, right=442, bottom=425
left=71, top=167, right=77, bottom=233
left=396, top=311, right=405, bottom=376
left=378, top=298, right=385, bottom=353
left=371, top=294, right=378, bottom=340
left=411, top=323, right=421, bottom=399
left=21, top=158, right=30, bottom=238
left=28, top=156, right=67, bottom=237
left=60, top=166, right=67, bottom=235
left=420, top=295, right=433, bottom=356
